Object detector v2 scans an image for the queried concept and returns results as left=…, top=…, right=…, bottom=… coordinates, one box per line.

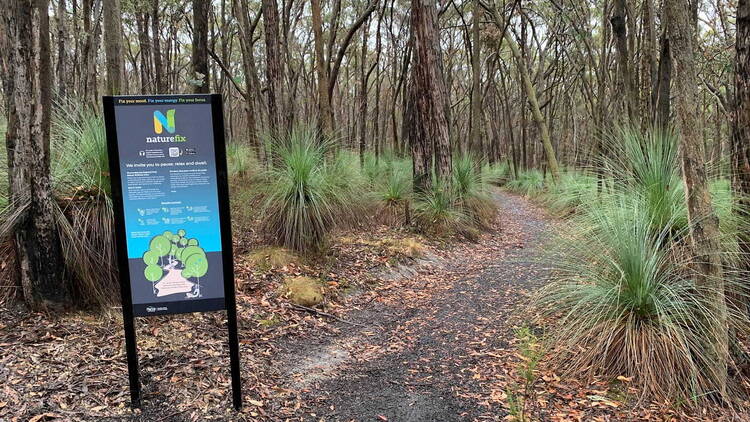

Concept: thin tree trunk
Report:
left=653, top=26, right=672, bottom=129
left=152, top=0, right=164, bottom=93
left=235, top=0, right=262, bottom=158
left=1, top=0, right=71, bottom=310
left=311, top=0, right=333, bottom=136
left=733, top=0, right=750, bottom=283
left=56, top=0, right=68, bottom=98
left=469, top=0, right=482, bottom=155
left=262, top=0, right=284, bottom=136
left=191, top=0, right=209, bottom=93
left=103, top=0, right=124, bottom=95
left=611, top=0, right=638, bottom=123
left=665, top=0, right=728, bottom=395
left=487, top=6, right=560, bottom=182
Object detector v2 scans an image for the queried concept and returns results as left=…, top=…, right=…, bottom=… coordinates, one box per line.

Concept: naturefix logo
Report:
left=153, top=109, right=176, bottom=134
left=147, top=109, right=187, bottom=143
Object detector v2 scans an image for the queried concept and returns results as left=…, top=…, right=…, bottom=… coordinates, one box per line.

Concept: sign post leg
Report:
left=123, top=313, right=141, bottom=408
left=227, top=304, right=242, bottom=410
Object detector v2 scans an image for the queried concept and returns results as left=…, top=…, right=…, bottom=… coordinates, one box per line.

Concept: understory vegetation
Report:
left=507, top=128, right=750, bottom=405
left=0, top=107, right=504, bottom=306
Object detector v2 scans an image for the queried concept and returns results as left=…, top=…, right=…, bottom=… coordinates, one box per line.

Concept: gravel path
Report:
left=270, top=191, right=552, bottom=421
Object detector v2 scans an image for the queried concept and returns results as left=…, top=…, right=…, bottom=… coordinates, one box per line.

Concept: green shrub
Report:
left=506, top=169, right=545, bottom=196
left=50, top=104, right=119, bottom=306
left=371, top=156, right=412, bottom=225
left=536, top=195, right=750, bottom=402
left=413, top=179, right=471, bottom=238
left=226, top=142, right=259, bottom=180
left=453, top=153, right=497, bottom=227
left=481, top=161, right=510, bottom=186
left=542, top=171, right=598, bottom=214
left=258, top=129, right=363, bottom=252
left=537, top=127, right=750, bottom=404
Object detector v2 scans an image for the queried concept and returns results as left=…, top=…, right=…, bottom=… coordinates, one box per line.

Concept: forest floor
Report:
left=0, top=191, right=729, bottom=421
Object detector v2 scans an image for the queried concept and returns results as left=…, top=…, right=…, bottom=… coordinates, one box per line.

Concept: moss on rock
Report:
left=280, top=276, right=324, bottom=307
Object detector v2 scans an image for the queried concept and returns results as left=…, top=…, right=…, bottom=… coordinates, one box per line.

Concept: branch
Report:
left=208, top=48, right=247, bottom=98
left=328, top=0, right=379, bottom=98
left=290, top=304, right=370, bottom=327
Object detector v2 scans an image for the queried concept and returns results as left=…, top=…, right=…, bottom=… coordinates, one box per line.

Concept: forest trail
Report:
left=269, top=191, right=552, bottom=421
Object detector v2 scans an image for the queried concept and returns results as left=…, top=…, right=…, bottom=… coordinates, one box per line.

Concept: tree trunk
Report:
left=665, top=0, right=728, bottom=394
left=235, top=0, right=262, bottom=159
left=1, top=0, right=71, bottom=310
left=469, top=0, right=482, bottom=155
left=262, top=0, right=284, bottom=136
left=191, top=0, right=209, bottom=93
left=311, top=0, right=333, bottom=136
left=488, top=6, right=560, bottom=182
left=733, top=0, right=750, bottom=284
left=103, top=0, right=124, bottom=95
left=152, top=0, right=165, bottom=93
left=653, top=26, right=672, bottom=129
left=56, top=0, right=68, bottom=98
left=136, top=11, right=153, bottom=93
left=409, top=0, right=452, bottom=188
left=611, top=0, right=638, bottom=123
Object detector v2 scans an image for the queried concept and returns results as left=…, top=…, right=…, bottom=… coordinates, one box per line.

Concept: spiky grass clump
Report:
left=227, top=142, right=260, bottom=180
left=259, top=130, right=363, bottom=252
left=50, top=104, right=119, bottom=306
left=506, top=169, right=545, bottom=197
left=537, top=197, right=750, bottom=402
left=413, top=180, right=472, bottom=238
left=453, top=154, right=497, bottom=228
left=481, top=161, right=510, bottom=186
left=372, top=156, right=413, bottom=225
left=537, top=127, right=750, bottom=404
left=543, top=171, right=598, bottom=214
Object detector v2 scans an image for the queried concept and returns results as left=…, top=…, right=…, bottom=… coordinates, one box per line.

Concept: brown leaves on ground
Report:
left=1, top=191, right=748, bottom=420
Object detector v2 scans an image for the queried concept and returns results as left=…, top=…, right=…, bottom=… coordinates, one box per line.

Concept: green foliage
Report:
left=413, top=179, right=470, bottom=238
left=452, top=153, right=497, bottom=227
left=542, top=171, right=598, bottom=214
left=506, top=169, right=545, bottom=196
left=51, top=103, right=110, bottom=195
left=481, top=161, right=510, bottom=186
left=258, top=129, right=364, bottom=252
left=536, top=127, right=750, bottom=404
left=226, top=142, right=259, bottom=179
left=515, top=326, right=543, bottom=388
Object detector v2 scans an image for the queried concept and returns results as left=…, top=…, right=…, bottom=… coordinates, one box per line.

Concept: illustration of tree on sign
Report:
left=142, top=230, right=208, bottom=298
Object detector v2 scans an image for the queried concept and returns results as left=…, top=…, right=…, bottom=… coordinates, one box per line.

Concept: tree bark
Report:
left=191, top=0, right=210, bottom=93
left=733, top=0, right=750, bottom=283
left=611, top=0, right=638, bottom=123
left=409, top=0, right=452, bottom=189
left=653, top=26, right=672, bottom=129
left=262, top=0, right=284, bottom=136
left=152, top=0, right=165, bottom=93
left=1, top=0, right=71, bottom=310
left=665, top=0, right=728, bottom=394
left=311, top=0, right=333, bottom=136
left=469, top=0, right=482, bottom=155
left=56, top=0, right=68, bottom=98
left=102, top=0, right=124, bottom=95
left=235, top=0, right=262, bottom=158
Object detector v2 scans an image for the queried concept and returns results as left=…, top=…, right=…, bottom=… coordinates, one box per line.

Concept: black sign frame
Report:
left=103, top=94, right=242, bottom=410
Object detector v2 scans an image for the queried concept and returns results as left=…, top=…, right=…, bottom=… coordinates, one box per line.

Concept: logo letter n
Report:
left=153, top=110, right=176, bottom=134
